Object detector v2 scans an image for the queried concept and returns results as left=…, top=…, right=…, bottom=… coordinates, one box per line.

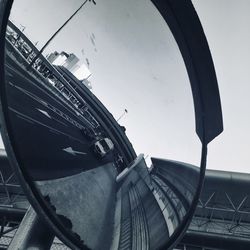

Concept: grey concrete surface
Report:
left=36, top=163, right=117, bottom=250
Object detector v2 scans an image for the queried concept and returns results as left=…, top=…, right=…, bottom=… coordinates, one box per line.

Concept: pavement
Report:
left=37, top=163, right=117, bottom=250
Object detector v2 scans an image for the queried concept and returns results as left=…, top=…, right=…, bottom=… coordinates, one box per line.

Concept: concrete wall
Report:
left=37, top=163, right=117, bottom=250
left=135, top=176, right=169, bottom=250
left=151, top=158, right=200, bottom=205
left=118, top=163, right=169, bottom=250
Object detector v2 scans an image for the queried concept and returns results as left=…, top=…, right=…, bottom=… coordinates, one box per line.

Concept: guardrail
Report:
left=5, top=22, right=137, bottom=167
left=5, top=35, right=99, bottom=130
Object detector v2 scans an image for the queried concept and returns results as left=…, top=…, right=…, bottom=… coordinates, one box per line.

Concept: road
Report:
left=4, top=53, right=113, bottom=181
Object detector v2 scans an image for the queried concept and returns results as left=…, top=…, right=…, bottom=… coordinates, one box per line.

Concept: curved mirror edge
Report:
left=0, top=0, right=223, bottom=249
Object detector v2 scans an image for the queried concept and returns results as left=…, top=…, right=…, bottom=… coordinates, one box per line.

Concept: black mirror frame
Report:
left=0, top=0, right=223, bottom=249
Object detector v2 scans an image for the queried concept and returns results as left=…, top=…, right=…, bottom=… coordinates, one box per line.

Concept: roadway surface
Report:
left=4, top=53, right=113, bottom=181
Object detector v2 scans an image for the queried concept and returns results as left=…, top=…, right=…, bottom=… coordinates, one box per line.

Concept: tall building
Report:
left=73, top=63, right=91, bottom=81
left=62, top=53, right=79, bottom=71
left=55, top=65, right=92, bottom=90
left=47, top=51, right=89, bottom=83
left=47, top=51, right=78, bottom=69
left=46, top=51, right=59, bottom=64
left=70, top=63, right=80, bottom=74
left=50, top=52, right=67, bottom=66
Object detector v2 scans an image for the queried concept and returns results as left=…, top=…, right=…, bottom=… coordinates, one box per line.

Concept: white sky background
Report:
left=1, top=0, right=250, bottom=173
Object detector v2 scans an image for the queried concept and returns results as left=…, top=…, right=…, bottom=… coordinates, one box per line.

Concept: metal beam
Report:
left=8, top=206, right=55, bottom=250
left=182, top=230, right=250, bottom=250
left=0, top=206, right=25, bottom=223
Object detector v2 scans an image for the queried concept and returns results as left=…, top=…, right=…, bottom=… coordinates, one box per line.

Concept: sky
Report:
left=1, top=0, right=250, bottom=173
left=192, top=0, right=250, bottom=173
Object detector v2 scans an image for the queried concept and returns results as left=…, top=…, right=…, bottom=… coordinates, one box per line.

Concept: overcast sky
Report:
left=1, top=0, right=250, bottom=173
left=192, top=0, right=250, bottom=173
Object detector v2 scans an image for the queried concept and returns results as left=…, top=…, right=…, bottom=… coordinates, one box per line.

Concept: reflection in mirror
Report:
left=4, top=0, right=202, bottom=249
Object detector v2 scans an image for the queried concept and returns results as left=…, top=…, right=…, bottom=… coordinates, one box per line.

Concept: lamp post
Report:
left=27, top=0, right=96, bottom=70
left=117, top=109, right=128, bottom=122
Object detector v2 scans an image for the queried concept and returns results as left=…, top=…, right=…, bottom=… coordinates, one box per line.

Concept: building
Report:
left=62, top=53, right=79, bottom=71
left=47, top=51, right=90, bottom=84
left=55, top=65, right=92, bottom=90
left=46, top=51, right=60, bottom=64
left=47, top=51, right=80, bottom=73
left=48, top=51, right=69, bottom=66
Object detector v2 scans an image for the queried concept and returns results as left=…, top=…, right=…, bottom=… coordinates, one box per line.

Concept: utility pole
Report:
left=117, top=109, right=128, bottom=122
left=27, top=0, right=96, bottom=70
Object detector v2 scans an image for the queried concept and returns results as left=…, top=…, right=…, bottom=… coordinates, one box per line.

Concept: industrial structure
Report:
left=1, top=148, right=250, bottom=249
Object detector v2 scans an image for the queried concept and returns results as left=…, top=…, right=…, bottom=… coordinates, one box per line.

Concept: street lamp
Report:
left=117, top=109, right=128, bottom=122
left=27, top=0, right=96, bottom=70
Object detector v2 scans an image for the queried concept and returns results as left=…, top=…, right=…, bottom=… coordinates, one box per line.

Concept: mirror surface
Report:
left=3, top=0, right=202, bottom=249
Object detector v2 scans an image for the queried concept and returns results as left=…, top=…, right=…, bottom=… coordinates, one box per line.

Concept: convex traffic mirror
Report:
left=0, top=0, right=223, bottom=249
